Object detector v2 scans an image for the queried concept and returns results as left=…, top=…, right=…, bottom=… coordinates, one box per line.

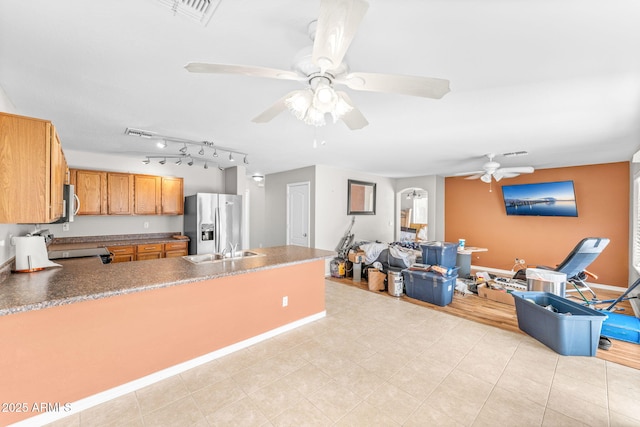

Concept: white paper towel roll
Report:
left=14, top=236, right=61, bottom=271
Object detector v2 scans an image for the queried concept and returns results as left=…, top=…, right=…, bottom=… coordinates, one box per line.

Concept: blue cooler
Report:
left=402, top=268, right=458, bottom=306
left=420, top=242, right=458, bottom=268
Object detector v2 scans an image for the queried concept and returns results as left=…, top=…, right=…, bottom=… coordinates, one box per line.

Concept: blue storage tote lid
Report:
left=419, top=241, right=458, bottom=268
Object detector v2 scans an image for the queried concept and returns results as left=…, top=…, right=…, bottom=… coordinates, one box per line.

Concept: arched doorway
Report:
left=397, top=187, right=428, bottom=241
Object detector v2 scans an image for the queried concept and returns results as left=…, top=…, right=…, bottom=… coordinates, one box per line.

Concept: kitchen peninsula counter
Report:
left=1, top=245, right=334, bottom=426
left=0, top=245, right=334, bottom=316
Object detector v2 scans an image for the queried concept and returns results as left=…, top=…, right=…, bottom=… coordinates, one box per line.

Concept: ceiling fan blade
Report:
left=252, top=91, right=300, bottom=123
left=455, top=170, right=484, bottom=177
left=463, top=173, right=484, bottom=180
left=336, top=91, right=368, bottom=129
left=337, top=72, right=451, bottom=99
left=312, top=0, right=369, bottom=71
left=480, top=174, right=492, bottom=183
left=498, top=166, right=534, bottom=174
left=185, top=63, right=303, bottom=81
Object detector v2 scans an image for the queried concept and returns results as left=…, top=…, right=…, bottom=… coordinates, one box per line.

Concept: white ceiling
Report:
left=2, top=0, right=640, bottom=178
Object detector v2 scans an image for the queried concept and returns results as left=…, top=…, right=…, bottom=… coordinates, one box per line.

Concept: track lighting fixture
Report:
left=142, top=157, right=150, bottom=164
left=204, top=162, right=209, bottom=169
left=219, top=166, right=225, bottom=171
left=126, top=127, right=248, bottom=170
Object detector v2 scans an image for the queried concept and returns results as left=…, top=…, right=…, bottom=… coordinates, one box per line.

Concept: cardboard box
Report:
left=477, top=283, right=515, bottom=306
left=348, top=250, right=365, bottom=263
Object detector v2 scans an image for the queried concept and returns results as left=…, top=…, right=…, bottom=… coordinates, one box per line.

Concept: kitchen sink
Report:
left=182, top=251, right=264, bottom=264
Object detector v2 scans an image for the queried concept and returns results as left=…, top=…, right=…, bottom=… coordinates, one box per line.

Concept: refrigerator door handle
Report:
left=215, top=206, right=220, bottom=253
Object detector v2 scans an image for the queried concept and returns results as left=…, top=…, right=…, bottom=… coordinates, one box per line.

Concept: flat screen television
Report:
left=501, top=180, right=578, bottom=217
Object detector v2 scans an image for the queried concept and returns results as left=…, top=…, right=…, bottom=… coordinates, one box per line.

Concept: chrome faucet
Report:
left=228, top=242, right=238, bottom=258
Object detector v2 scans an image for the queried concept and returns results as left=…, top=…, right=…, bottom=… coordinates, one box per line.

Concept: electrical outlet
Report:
left=282, top=296, right=288, bottom=307
left=62, top=223, right=70, bottom=231
left=143, top=221, right=149, bottom=229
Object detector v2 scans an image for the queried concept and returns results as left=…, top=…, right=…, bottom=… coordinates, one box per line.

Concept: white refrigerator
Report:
left=183, top=193, right=243, bottom=255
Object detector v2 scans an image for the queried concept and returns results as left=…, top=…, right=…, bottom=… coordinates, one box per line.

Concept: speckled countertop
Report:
left=47, top=232, right=189, bottom=251
left=0, top=246, right=335, bottom=316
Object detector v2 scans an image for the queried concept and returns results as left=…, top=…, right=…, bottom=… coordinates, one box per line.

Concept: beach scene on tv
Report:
left=501, top=181, right=578, bottom=217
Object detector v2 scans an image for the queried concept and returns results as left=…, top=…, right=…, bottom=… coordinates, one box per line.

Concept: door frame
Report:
left=286, top=181, right=311, bottom=247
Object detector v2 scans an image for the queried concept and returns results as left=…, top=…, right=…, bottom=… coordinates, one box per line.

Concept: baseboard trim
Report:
left=9, top=310, right=326, bottom=427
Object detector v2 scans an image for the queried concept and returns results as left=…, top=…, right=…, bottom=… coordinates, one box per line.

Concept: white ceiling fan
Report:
left=184, top=0, right=450, bottom=130
left=456, top=153, right=535, bottom=183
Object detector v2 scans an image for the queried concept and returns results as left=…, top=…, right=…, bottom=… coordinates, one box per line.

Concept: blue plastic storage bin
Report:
left=511, top=291, right=608, bottom=356
left=420, top=242, right=458, bottom=268
left=402, top=269, right=457, bottom=306
left=600, top=312, right=640, bottom=344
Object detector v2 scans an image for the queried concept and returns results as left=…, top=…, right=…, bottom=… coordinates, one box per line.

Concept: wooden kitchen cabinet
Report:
left=161, top=177, right=184, bottom=215
left=136, top=243, right=163, bottom=260
left=107, top=245, right=135, bottom=263
left=0, top=112, right=68, bottom=223
left=71, top=169, right=107, bottom=215
left=164, top=241, right=188, bottom=258
left=134, top=175, right=161, bottom=215
left=107, top=172, right=134, bottom=215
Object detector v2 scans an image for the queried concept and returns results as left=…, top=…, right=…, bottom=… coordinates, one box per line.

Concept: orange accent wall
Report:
left=445, top=162, right=629, bottom=287
left=0, top=260, right=325, bottom=425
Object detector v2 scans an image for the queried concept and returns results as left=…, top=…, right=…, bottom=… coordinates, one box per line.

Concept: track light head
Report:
left=159, top=158, right=166, bottom=165
left=213, top=148, right=218, bottom=157
left=179, top=143, right=187, bottom=154
left=204, top=162, right=209, bottom=169
left=188, top=158, right=194, bottom=166
left=243, top=155, right=249, bottom=165
left=229, top=152, right=234, bottom=162
left=142, top=158, right=150, bottom=164
left=199, top=147, right=205, bottom=155
left=175, top=158, right=182, bottom=165
left=157, top=140, right=167, bottom=149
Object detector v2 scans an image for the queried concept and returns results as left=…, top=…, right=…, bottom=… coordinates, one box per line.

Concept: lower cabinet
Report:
left=107, top=241, right=188, bottom=263
left=136, top=243, right=163, bottom=261
left=164, top=241, right=188, bottom=258
left=107, top=245, right=135, bottom=263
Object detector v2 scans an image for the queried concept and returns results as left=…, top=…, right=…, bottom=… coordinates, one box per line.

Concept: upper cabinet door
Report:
left=134, top=175, right=161, bottom=215
left=161, top=177, right=184, bottom=215
left=0, top=112, right=66, bottom=224
left=72, top=169, right=107, bottom=215
left=107, top=172, right=134, bottom=215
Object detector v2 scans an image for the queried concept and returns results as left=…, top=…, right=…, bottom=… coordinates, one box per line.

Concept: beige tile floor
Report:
left=46, top=280, right=640, bottom=427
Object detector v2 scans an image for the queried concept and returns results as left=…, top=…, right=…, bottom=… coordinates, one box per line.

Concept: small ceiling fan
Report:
left=455, top=153, right=535, bottom=183
left=184, top=0, right=450, bottom=130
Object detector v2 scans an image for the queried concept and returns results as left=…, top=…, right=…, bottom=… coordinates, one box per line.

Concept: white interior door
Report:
left=287, top=182, right=310, bottom=247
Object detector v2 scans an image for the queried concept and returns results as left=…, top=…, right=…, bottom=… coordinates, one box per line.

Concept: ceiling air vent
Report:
left=502, top=151, right=529, bottom=157
left=157, top=0, right=221, bottom=26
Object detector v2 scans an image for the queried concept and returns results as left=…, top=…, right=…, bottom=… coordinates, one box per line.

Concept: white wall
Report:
left=0, top=85, right=33, bottom=266
left=315, top=165, right=395, bottom=251
left=263, top=166, right=316, bottom=248
left=247, top=178, right=266, bottom=249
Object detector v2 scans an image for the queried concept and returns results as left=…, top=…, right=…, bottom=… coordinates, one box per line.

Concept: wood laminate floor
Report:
left=327, top=276, right=640, bottom=370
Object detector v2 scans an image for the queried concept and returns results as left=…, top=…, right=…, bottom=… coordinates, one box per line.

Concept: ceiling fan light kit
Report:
left=184, top=0, right=450, bottom=130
